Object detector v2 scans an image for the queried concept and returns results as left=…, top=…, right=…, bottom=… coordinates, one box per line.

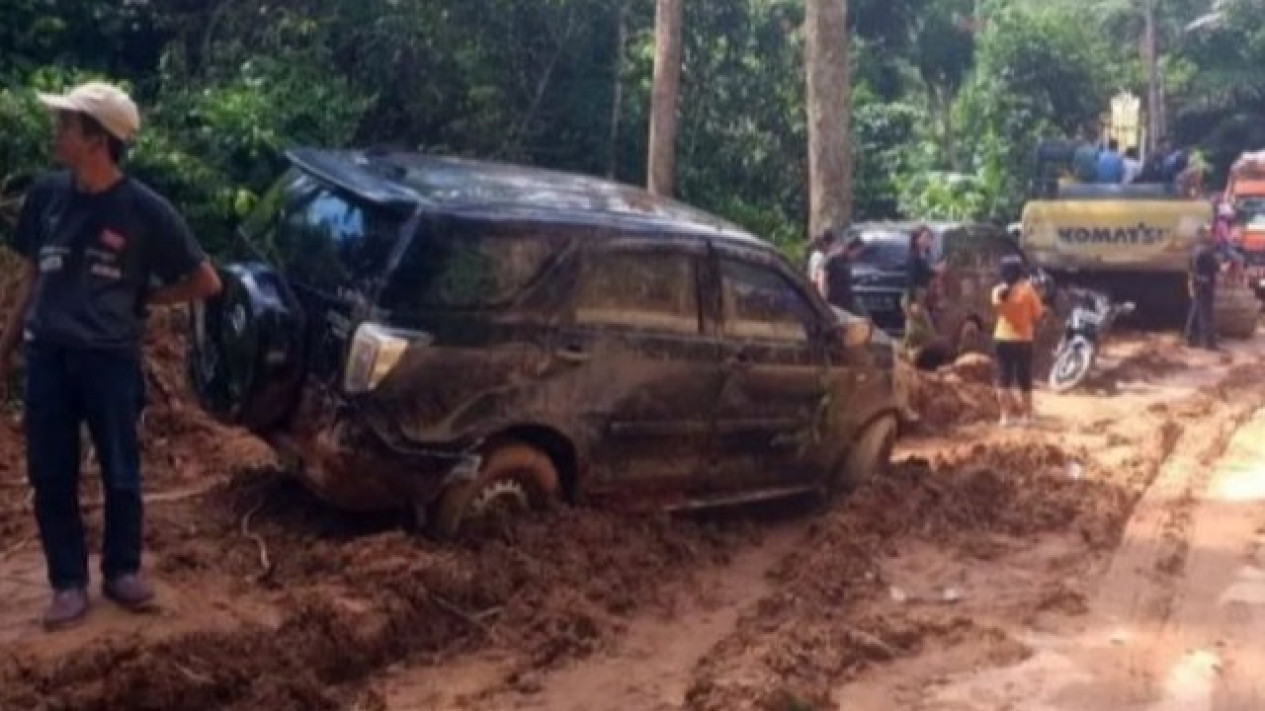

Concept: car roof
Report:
left=849, top=220, right=979, bottom=235
left=285, top=148, right=763, bottom=247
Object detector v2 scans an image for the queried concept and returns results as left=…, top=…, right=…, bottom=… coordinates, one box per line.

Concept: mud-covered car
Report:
left=849, top=221, right=1044, bottom=364
left=189, top=148, right=900, bottom=535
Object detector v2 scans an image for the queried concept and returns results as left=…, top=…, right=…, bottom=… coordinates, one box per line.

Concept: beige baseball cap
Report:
left=38, top=82, right=141, bottom=143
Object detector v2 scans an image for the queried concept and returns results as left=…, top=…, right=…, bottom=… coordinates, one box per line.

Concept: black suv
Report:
left=189, top=149, right=899, bottom=535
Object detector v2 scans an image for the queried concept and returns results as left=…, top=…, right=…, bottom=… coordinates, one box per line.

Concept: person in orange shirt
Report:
left=992, top=256, right=1044, bottom=426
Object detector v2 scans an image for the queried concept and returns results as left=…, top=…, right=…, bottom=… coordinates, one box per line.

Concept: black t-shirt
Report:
left=907, top=252, right=935, bottom=296
left=1190, top=243, right=1219, bottom=290
left=823, top=252, right=854, bottom=311
left=12, top=172, right=207, bottom=351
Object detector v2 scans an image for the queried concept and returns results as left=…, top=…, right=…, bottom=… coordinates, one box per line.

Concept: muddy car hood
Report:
left=829, top=306, right=894, bottom=349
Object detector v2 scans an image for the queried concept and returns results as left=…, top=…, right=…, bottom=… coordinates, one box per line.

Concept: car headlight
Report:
left=843, top=319, right=874, bottom=348
left=343, top=322, right=429, bottom=394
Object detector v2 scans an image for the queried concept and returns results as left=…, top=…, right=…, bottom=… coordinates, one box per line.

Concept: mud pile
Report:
left=898, top=358, right=999, bottom=430
left=0, top=474, right=748, bottom=711
left=945, top=352, right=995, bottom=385
left=682, top=437, right=1135, bottom=711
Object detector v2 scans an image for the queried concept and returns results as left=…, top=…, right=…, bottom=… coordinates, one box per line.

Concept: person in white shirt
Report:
left=1123, top=147, right=1143, bottom=184
left=807, top=228, right=835, bottom=298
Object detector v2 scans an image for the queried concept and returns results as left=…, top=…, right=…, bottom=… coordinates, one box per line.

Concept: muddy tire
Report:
left=827, top=414, right=898, bottom=499
left=1048, top=339, right=1096, bottom=393
left=955, top=318, right=990, bottom=357
left=431, top=441, right=560, bottom=539
left=1215, top=281, right=1259, bottom=340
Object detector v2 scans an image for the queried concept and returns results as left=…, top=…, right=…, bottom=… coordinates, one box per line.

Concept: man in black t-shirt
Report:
left=1, top=82, right=222, bottom=629
left=1185, top=225, right=1222, bottom=350
left=823, top=237, right=864, bottom=313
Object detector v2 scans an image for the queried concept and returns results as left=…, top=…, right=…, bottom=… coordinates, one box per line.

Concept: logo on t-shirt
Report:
left=99, top=228, right=126, bottom=251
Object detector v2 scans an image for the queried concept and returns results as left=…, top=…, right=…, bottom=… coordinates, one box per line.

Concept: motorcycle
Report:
left=1048, top=288, right=1135, bottom=392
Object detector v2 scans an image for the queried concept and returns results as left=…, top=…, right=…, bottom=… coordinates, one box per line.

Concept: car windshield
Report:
left=1237, top=198, right=1265, bottom=228
left=850, top=230, right=911, bottom=270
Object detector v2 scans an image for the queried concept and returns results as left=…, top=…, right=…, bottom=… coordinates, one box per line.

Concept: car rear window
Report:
left=851, top=232, right=910, bottom=269
left=248, top=172, right=407, bottom=287
left=382, top=229, right=558, bottom=310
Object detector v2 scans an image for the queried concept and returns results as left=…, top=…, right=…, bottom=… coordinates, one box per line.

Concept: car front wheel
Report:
left=826, top=414, right=898, bottom=499
left=431, top=441, right=561, bottom=538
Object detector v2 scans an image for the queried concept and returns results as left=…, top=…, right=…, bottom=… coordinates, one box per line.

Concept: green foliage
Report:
left=955, top=2, right=1113, bottom=215
left=851, top=90, right=919, bottom=220
left=6, top=0, right=1265, bottom=261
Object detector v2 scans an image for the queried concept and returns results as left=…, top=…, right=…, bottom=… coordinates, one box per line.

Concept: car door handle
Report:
left=555, top=345, right=591, bottom=364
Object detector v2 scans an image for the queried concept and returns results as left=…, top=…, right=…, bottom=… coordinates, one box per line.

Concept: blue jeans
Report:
left=24, top=342, right=145, bottom=590
left=1185, top=286, right=1216, bottom=348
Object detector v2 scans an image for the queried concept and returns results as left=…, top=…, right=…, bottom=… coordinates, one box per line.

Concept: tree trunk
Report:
left=804, top=0, right=852, bottom=239
left=1143, top=0, right=1162, bottom=151
left=608, top=1, right=630, bottom=179
left=932, top=84, right=959, bottom=171
left=648, top=0, right=684, bottom=196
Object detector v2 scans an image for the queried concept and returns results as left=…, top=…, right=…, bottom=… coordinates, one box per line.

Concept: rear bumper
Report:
left=268, top=393, right=478, bottom=512
left=853, top=287, right=904, bottom=335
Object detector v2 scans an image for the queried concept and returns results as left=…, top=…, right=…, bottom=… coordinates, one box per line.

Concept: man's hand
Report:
left=0, top=259, right=37, bottom=401
left=148, top=261, right=222, bottom=306
left=0, top=346, right=14, bottom=402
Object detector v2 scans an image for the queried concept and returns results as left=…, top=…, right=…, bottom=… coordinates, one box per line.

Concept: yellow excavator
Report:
left=1018, top=139, right=1259, bottom=339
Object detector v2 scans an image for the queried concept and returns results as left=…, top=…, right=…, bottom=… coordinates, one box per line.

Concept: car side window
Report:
left=575, top=249, right=700, bottom=334
left=719, top=258, right=818, bottom=342
left=383, top=232, right=558, bottom=310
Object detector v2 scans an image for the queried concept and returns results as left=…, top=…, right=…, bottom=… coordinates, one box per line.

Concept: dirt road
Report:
left=2, top=327, right=1264, bottom=711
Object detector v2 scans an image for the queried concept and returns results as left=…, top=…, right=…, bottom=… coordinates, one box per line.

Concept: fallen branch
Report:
left=843, top=626, right=898, bottom=661
left=425, top=590, right=499, bottom=638
left=170, top=661, right=215, bottom=686
left=240, top=498, right=273, bottom=583
left=0, top=537, right=30, bottom=562
left=0, top=574, right=44, bottom=588
left=0, top=481, right=219, bottom=516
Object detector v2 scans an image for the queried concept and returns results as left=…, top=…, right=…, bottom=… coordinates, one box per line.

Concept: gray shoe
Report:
left=43, top=588, right=89, bottom=631
left=103, top=574, right=156, bottom=611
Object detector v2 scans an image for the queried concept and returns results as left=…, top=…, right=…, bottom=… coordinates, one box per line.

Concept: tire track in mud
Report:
left=675, top=360, right=1265, bottom=711
left=383, top=525, right=804, bottom=711
left=922, top=365, right=1265, bottom=711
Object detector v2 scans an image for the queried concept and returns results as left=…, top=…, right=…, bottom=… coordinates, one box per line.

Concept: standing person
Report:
left=1185, top=225, right=1222, bottom=350
left=902, top=225, right=944, bottom=354
left=0, top=82, right=222, bottom=630
left=807, top=228, right=834, bottom=299
left=991, top=255, right=1043, bottom=426
left=1072, top=128, right=1100, bottom=184
left=822, top=236, right=864, bottom=313
left=1122, top=146, right=1143, bottom=184
left=1096, top=139, right=1126, bottom=184
left=1138, top=137, right=1170, bottom=183
left=1163, top=143, right=1189, bottom=185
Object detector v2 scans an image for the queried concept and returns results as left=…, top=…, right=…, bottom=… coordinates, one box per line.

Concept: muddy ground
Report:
left=1, top=316, right=1263, bottom=710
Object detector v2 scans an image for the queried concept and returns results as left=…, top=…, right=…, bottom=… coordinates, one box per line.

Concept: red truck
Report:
left=1225, top=151, right=1265, bottom=298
